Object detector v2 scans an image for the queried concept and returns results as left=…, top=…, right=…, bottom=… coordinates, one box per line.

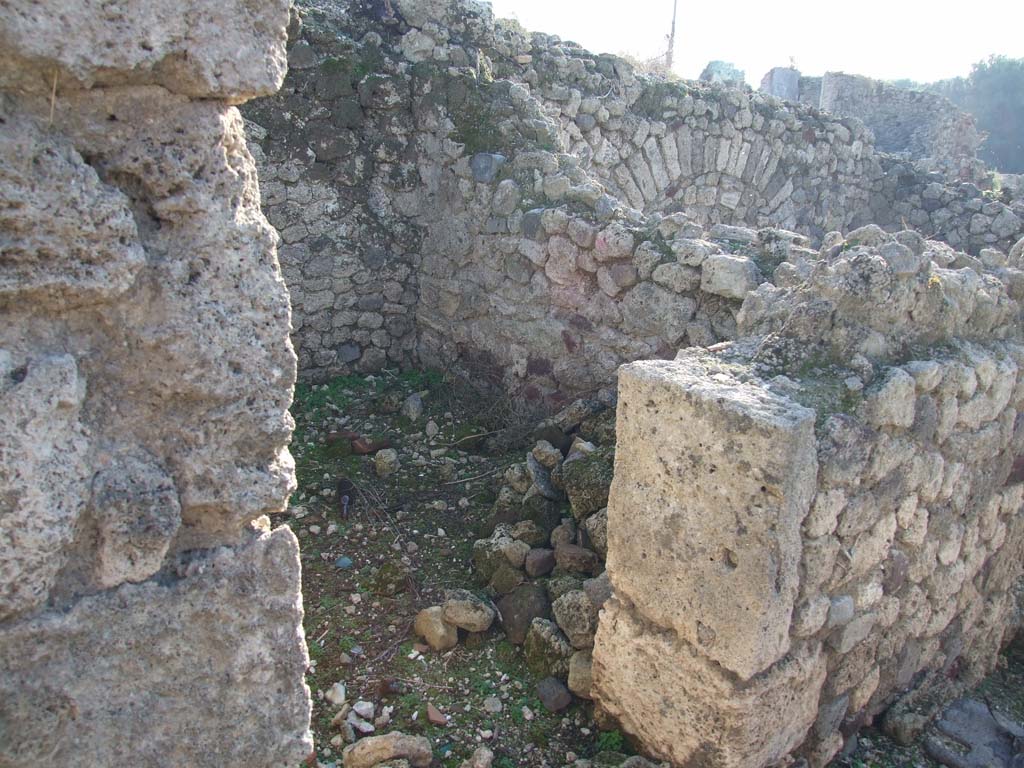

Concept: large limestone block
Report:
left=0, top=525, right=312, bottom=767
left=0, top=0, right=290, bottom=101
left=25, top=88, right=298, bottom=546
left=592, top=598, right=827, bottom=768
left=606, top=353, right=818, bottom=679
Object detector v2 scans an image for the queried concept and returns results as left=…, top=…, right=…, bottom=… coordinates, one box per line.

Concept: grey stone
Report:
left=470, top=153, right=506, bottom=183
left=583, top=572, right=612, bottom=609
left=536, top=677, right=573, bottom=712
left=525, top=548, right=556, bottom=577
left=496, top=584, right=551, bottom=645
left=401, top=392, right=424, bottom=421
left=522, top=208, right=544, bottom=239
left=525, top=619, right=573, bottom=677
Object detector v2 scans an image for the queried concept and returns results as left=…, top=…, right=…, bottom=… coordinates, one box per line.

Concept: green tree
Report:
left=929, top=56, right=1024, bottom=173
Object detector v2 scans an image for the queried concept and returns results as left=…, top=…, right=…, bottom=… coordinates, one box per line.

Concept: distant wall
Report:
left=820, top=72, right=985, bottom=183
left=244, top=0, right=1024, bottom=391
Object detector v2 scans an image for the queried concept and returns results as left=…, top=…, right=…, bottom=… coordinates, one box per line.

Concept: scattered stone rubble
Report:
left=0, top=0, right=311, bottom=765
left=466, top=396, right=618, bottom=708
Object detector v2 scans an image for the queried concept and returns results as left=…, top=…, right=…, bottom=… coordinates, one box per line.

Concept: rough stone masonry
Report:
left=593, top=228, right=1024, bottom=767
left=243, top=0, right=1024, bottom=388
left=0, top=1, right=312, bottom=765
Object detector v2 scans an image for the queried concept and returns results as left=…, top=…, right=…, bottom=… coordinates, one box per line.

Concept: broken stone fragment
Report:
left=460, top=746, right=494, bottom=768
left=442, top=589, right=496, bottom=633
left=552, top=589, right=598, bottom=649
left=700, top=253, right=762, bottom=299
left=526, top=452, right=564, bottom=501
left=499, top=537, right=530, bottom=569
left=487, top=563, right=524, bottom=595
left=524, top=618, right=573, bottom=678
left=568, top=649, right=594, bottom=699
left=413, top=606, right=458, bottom=651
left=472, top=537, right=507, bottom=583
left=582, top=508, right=608, bottom=557
left=470, top=153, right=506, bottom=184
left=561, top=448, right=613, bottom=521
left=374, top=449, right=401, bottom=478
left=341, top=731, right=432, bottom=768
left=554, top=543, right=602, bottom=576
left=862, top=368, right=916, bottom=428
left=531, top=440, right=563, bottom=469
left=550, top=519, right=577, bottom=549
left=583, top=571, right=612, bottom=609
left=511, top=520, right=547, bottom=547
left=593, top=223, right=635, bottom=262
left=401, top=392, right=424, bottom=421
left=525, top=548, right=556, bottom=577
left=426, top=703, right=447, bottom=726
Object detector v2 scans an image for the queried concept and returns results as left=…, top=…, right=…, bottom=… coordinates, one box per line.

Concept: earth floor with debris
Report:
left=277, top=369, right=1023, bottom=768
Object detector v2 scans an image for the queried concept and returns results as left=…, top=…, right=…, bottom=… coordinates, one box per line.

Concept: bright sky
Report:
left=488, top=0, right=1024, bottom=86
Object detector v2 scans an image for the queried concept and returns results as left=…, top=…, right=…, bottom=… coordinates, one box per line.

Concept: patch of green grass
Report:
left=595, top=730, right=627, bottom=753
left=397, top=369, right=443, bottom=391
left=293, top=375, right=368, bottom=416
left=337, top=634, right=359, bottom=652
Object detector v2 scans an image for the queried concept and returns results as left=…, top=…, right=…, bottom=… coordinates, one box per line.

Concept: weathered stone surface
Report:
left=442, top=589, right=496, bottom=633
left=0, top=0, right=290, bottom=100
left=0, top=353, right=89, bottom=620
left=525, top=548, right=556, bottom=577
left=603, top=354, right=818, bottom=680
left=552, top=589, right=598, bottom=649
left=582, top=508, right=608, bottom=557
left=0, top=6, right=307, bottom=764
left=536, top=676, right=573, bottom=712
left=0, top=527, right=311, bottom=767
left=592, top=598, right=827, bottom=768
left=700, top=253, right=762, bottom=299
left=555, top=543, right=602, bottom=576
left=562, top=449, right=613, bottom=521
left=568, top=649, right=594, bottom=699
left=0, top=114, right=144, bottom=309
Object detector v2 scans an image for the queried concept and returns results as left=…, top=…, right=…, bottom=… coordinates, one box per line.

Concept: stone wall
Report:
left=0, top=2, right=312, bottom=765
left=245, top=0, right=1024, bottom=389
left=592, top=226, right=1024, bottom=767
left=874, top=158, right=1024, bottom=254
left=819, top=72, right=986, bottom=183
left=760, top=66, right=800, bottom=101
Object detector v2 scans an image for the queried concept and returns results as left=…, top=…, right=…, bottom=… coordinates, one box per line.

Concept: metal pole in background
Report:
left=666, top=0, right=678, bottom=71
